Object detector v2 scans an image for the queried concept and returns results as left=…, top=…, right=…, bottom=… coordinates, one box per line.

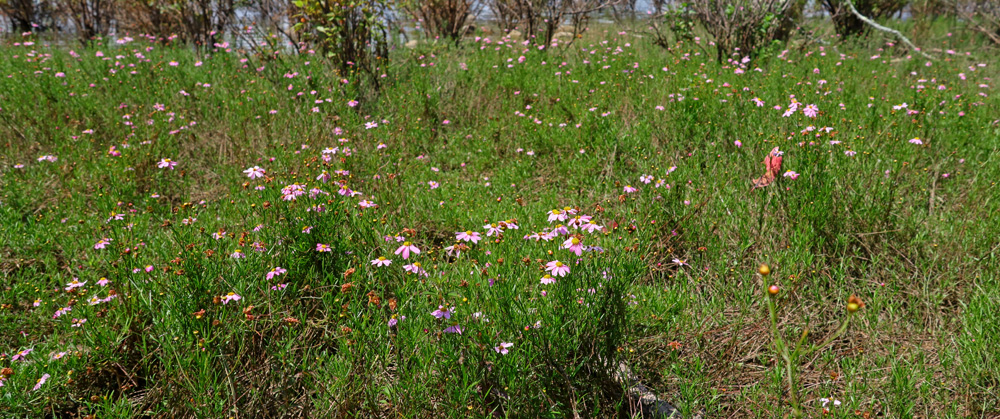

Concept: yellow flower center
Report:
left=403, top=241, right=411, bottom=246
left=465, top=231, right=473, bottom=235
left=555, top=262, right=563, bottom=267
left=571, top=238, right=580, bottom=245
left=378, top=257, right=386, bottom=261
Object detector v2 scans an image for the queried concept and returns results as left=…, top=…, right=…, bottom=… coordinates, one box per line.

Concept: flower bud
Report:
left=768, top=285, right=779, bottom=295
left=758, top=264, right=771, bottom=276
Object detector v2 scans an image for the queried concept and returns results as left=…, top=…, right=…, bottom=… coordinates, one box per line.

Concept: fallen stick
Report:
left=843, top=0, right=935, bottom=60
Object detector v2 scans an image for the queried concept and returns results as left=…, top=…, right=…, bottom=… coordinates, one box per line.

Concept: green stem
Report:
left=785, top=357, right=802, bottom=418
left=768, top=296, right=801, bottom=415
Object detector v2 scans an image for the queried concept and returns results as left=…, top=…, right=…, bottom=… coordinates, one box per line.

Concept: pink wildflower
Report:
left=220, top=292, right=242, bottom=304
left=157, top=158, right=177, bottom=169
left=803, top=104, right=819, bottom=118
left=494, top=342, right=513, bottom=354
left=32, top=373, right=50, bottom=391
left=545, top=260, right=571, bottom=277
left=431, top=306, right=452, bottom=319
left=483, top=223, right=503, bottom=237
left=12, top=348, right=33, bottom=361
left=562, top=237, right=585, bottom=256
left=547, top=209, right=568, bottom=223
left=266, top=267, right=287, bottom=280
left=580, top=220, right=604, bottom=233
left=403, top=262, right=428, bottom=277
left=64, top=278, right=87, bottom=291
left=244, top=166, right=266, bottom=179
left=456, top=230, right=481, bottom=243
left=394, top=242, right=420, bottom=259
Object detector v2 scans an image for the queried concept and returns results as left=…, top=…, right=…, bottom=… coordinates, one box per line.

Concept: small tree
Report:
left=400, top=0, right=480, bottom=45
left=293, top=0, right=390, bottom=88
left=950, top=0, right=1000, bottom=46
left=0, top=0, right=58, bottom=32
left=117, top=0, right=236, bottom=47
left=61, top=0, right=116, bottom=41
left=486, top=0, right=620, bottom=46
left=686, top=0, right=795, bottom=62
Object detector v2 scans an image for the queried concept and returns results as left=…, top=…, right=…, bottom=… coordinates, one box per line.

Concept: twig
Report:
left=842, top=0, right=934, bottom=60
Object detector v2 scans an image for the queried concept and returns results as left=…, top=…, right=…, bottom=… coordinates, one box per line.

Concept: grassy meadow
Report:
left=1, top=23, right=999, bottom=418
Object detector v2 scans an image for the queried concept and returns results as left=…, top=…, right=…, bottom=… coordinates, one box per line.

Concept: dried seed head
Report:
left=847, top=295, right=865, bottom=313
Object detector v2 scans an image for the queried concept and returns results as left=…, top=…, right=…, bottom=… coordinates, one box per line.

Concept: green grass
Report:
left=1, top=26, right=999, bottom=418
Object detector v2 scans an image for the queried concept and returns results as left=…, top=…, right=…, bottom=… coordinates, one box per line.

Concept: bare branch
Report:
left=842, top=0, right=936, bottom=59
